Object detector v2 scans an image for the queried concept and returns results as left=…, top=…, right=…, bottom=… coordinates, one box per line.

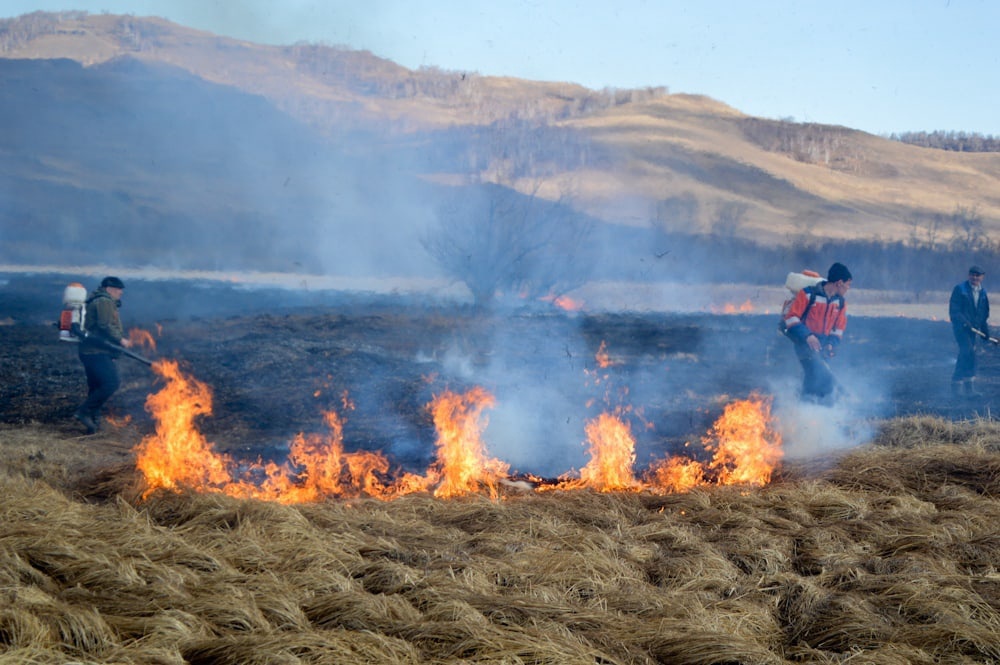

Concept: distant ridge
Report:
left=2, top=10, right=1000, bottom=272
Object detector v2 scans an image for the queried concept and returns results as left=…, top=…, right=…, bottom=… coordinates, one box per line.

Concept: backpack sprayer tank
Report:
left=778, top=270, right=825, bottom=336
left=59, top=282, right=87, bottom=342
left=784, top=270, right=823, bottom=294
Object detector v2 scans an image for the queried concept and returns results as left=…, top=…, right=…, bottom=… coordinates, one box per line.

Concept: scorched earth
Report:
left=0, top=273, right=992, bottom=497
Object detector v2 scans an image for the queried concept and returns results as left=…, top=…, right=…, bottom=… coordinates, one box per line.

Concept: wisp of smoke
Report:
left=770, top=368, right=883, bottom=460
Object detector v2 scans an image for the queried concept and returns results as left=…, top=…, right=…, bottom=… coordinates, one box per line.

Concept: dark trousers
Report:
left=793, top=340, right=836, bottom=400
left=79, top=352, right=120, bottom=415
left=952, top=326, right=977, bottom=382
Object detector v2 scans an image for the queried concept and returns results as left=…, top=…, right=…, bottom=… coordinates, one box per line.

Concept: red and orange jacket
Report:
left=783, top=283, right=847, bottom=346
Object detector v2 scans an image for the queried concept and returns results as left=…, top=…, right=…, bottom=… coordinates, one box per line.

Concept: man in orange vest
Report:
left=782, top=262, right=852, bottom=403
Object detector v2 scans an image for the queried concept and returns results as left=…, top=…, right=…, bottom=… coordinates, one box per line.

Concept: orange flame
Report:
left=705, top=394, right=782, bottom=486
left=594, top=340, right=612, bottom=369
left=646, top=393, right=781, bottom=490
left=243, top=410, right=393, bottom=504
left=711, top=299, right=754, bottom=314
left=104, top=413, right=132, bottom=428
left=133, top=360, right=782, bottom=502
left=134, top=360, right=231, bottom=497
left=647, top=457, right=705, bottom=493
left=577, top=411, right=639, bottom=491
left=134, top=361, right=399, bottom=502
left=128, top=327, right=157, bottom=352
left=427, top=387, right=509, bottom=498
left=539, top=293, right=584, bottom=311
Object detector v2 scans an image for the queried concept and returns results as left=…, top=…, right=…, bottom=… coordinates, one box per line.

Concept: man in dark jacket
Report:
left=75, top=276, right=133, bottom=434
left=783, top=262, right=852, bottom=403
left=949, top=265, right=991, bottom=397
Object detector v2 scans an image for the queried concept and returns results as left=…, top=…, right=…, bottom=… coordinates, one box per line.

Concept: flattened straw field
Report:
left=2, top=416, right=1000, bottom=664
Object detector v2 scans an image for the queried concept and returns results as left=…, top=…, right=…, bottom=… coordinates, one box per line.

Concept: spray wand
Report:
left=69, top=323, right=154, bottom=366
left=970, top=327, right=1000, bottom=346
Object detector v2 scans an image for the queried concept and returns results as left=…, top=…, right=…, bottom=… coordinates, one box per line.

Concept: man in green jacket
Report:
left=75, top=276, right=133, bottom=434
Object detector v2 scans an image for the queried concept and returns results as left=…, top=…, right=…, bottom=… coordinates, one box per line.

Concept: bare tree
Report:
left=948, top=204, right=985, bottom=253
left=423, top=180, right=592, bottom=309
left=907, top=211, right=944, bottom=250
left=422, top=119, right=593, bottom=309
left=711, top=201, right=750, bottom=238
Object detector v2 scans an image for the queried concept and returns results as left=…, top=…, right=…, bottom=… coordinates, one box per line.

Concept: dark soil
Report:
left=2, top=273, right=995, bottom=476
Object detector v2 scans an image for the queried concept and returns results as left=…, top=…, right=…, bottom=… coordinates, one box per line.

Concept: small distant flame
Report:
left=539, top=293, right=584, bottom=311
left=104, top=413, right=132, bottom=428
left=711, top=299, right=754, bottom=314
left=128, top=328, right=157, bottom=352
left=594, top=340, right=613, bottom=369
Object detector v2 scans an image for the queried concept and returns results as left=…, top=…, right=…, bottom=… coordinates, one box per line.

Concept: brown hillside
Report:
left=3, top=10, right=1000, bottom=243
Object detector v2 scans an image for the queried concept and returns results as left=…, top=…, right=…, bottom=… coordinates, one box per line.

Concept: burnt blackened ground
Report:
left=1, top=274, right=995, bottom=476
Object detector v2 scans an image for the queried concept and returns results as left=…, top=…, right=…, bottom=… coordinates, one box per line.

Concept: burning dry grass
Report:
left=2, top=416, right=1000, bottom=663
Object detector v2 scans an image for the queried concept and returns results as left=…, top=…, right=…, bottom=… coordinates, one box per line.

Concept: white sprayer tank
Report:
left=784, top=270, right=824, bottom=294
left=59, top=282, right=88, bottom=342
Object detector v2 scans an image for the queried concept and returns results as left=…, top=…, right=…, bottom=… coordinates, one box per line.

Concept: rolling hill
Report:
left=3, top=10, right=1000, bottom=283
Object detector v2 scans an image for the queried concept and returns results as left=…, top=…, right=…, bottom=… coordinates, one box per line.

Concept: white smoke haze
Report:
left=424, top=312, right=598, bottom=477
left=771, top=368, right=883, bottom=461
left=484, top=386, right=589, bottom=477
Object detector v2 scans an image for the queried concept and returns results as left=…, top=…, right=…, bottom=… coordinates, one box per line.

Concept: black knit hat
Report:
left=827, top=262, right=852, bottom=283
left=101, top=276, right=125, bottom=289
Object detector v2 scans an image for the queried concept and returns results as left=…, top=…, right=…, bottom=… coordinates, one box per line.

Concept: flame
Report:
left=104, top=413, right=132, bottom=428
left=705, top=394, right=782, bottom=486
left=134, top=360, right=231, bottom=497
left=241, top=410, right=393, bottom=504
left=132, top=360, right=782, bottom=503
left=576, top=411, right=639, bottom=491
left=711, top=299, right=754, bottom=314
left=594, top=340, right=612, bottom=369
left=127, top=327, right=157, bottom=352
left=648, top=457, right=705, bottom=493
left=134, top=361, right=403, bottom=502
left=539, top=293, right=584, bottom=311
left=427, top=387, right=509, bottom=498
left=646, top=393, right=781, bottom=490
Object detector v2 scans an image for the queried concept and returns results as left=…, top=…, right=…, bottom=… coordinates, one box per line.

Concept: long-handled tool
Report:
left=970, top=327, right=1000, bottom=345
left=70, top=323, right=153, bottom=366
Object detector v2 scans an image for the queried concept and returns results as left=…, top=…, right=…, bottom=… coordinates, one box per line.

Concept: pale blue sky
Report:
left=4, top=0, right=999, bottom=135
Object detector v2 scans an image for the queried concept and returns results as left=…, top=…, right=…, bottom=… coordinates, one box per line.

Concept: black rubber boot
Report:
left=74, top=409, right=97, bottom=435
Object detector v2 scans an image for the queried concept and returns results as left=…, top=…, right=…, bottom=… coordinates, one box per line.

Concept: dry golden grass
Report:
left=2, top=417, right=1000, bottom=663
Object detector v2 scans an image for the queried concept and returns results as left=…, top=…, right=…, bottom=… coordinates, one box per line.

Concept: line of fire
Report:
left=124, top=326, right=784, bottom=504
